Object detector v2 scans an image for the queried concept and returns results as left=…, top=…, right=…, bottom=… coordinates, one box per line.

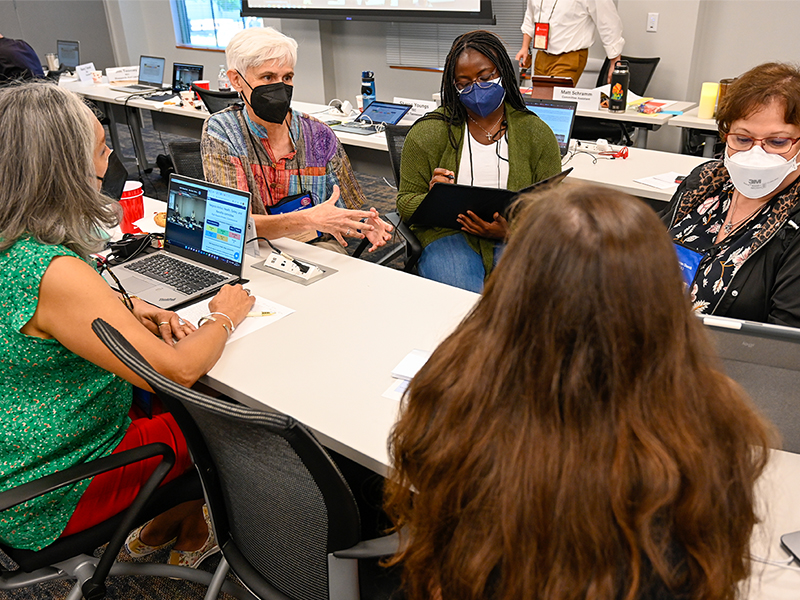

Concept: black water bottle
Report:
left=608, top=60, right=629, bottom=113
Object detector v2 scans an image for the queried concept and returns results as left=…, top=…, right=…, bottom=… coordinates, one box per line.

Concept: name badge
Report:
left=533, top=23, right=550, bottom=51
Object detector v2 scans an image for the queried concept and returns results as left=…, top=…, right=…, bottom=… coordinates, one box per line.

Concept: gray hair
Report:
left=0, top=82, right=119, bottom=258
left=226, top=27, right=298, bottom=75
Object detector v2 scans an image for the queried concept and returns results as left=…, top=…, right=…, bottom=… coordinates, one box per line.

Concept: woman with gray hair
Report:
left=0, top=82, right=253, bottom=568
left=202, top=27, right=393, bottom=252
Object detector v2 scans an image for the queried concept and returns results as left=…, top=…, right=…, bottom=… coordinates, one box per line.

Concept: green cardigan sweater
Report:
left=397, top=104, right=562, bottom=276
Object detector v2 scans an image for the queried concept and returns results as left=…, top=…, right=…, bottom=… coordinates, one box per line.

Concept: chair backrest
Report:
left=191, top=84, right=243, bottom=114
left=91, top=319, right=362, bottom=600
left=596, top=56, right=661, bottom=97
left=383, top=124, right=411, bottom=188
left=168, top=140, right=204, bottom=181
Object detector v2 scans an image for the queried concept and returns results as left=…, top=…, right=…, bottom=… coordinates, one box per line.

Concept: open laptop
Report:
left=106, top=175, right=250, bottom=309
left=56, top=40, right=80, bottom=73
left=331, top=101, right=412, bottom=135
left=524, top=98, right=578, bottom=157
left=172, top=62, right=204, bottom=92
left=702, top=314, right=800, bottom=453
left=110, top=56, right=169, bottom=94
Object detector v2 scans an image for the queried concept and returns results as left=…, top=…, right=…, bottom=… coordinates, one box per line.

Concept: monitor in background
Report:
left=702, top=315, right=800, bottom=453
left=56, top=40, right=80, bottom=71
left=172, top=62, right=204, bottom=92
left=524, top=98, right=578, bottom=157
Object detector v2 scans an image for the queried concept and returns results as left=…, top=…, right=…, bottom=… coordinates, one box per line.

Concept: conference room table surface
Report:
left=117, top=196, right=800, bottom=596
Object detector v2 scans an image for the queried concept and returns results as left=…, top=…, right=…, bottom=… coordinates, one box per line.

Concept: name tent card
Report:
left=393, top=97, right=437, bottom=120
left=75, top=62, right=97, bottom=83
left=554, top=87, right=601, bottom=110
left=106, top=65, right=139, bottom=83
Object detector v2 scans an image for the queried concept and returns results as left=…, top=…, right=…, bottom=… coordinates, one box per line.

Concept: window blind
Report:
left=386, top=0, right=525, bottom=69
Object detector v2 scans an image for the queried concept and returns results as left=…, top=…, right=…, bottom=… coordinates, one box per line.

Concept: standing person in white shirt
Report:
left=515, top=0, right=625, bottom=85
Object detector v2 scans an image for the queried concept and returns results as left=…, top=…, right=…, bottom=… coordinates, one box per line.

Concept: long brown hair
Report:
left=385, top=184, right=772, bottom=600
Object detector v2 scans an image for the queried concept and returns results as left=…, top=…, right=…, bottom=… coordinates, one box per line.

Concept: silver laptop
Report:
left=331, top=101, right=411, bottom=135
left=111, top=55, right=169, bottom=94
left=105, top=175, right=250, bottom=309
left=702, top=314, right=800, bottom=453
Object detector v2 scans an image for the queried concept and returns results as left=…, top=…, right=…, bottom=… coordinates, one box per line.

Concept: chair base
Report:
left=0, top=554, right=256, bottom=600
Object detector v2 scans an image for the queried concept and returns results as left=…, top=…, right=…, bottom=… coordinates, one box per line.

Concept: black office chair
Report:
left=168, top=140, right=204, bottom=181
left=191, top=84, right=243, bottom=114
left=572, top=55, right=661, bottom=146
left=0, top=450, right=251, bottom=599
left=380, top=124, right=422, bottom=273
left=92, top=318, right=401, bottom=600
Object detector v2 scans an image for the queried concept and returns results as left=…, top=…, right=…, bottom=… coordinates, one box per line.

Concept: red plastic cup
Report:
left=194, top=80, right=210, bottom=90
left=120, top=181, right=144, bottom=234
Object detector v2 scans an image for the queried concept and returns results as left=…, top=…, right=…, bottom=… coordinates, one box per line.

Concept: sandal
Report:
left=124, top=519, right=177, bottom=557
left=168, top=505, right=220, bottom=569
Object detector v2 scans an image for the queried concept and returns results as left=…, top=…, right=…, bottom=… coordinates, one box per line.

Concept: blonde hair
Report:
left=0, top=82, right=119, bottom=257
left=226, top=27, right=298, bottom=74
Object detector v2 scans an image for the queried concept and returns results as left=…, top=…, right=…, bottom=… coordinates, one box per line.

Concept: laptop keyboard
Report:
left=125, top=254, right=226, bottom=295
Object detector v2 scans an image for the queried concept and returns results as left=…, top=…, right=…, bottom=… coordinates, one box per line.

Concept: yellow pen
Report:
left=247, top=311, right=275, bottom=317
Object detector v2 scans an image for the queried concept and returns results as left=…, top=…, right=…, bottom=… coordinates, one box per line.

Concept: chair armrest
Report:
left=332, top=531, right=400, bottom=559
left=385, top=212, right=422, bottom=273
left=0, top=443, right=175, bottom=512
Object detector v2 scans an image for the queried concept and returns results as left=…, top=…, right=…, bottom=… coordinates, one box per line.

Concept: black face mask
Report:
left=237, top=71, right=293, bottom=124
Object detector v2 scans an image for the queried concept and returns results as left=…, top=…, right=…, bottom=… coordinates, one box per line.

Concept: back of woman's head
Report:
left=386, top=183, right=772, bottom=600
left=0, top=81, right=118, bottom=257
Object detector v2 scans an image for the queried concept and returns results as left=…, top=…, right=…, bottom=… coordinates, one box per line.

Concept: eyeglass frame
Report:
left=454, top=71, right=500, bottom=94
left=724, top=132, right=800, bottom=155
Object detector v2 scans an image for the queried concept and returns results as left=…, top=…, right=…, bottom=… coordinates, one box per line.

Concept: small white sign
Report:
left=393, top=97, right=438, bottom=120
left=106, top=65, right=139, bottom=83
left=553, top=87, right=601, bottom=110
left=75, top=62, right=96, bottom=83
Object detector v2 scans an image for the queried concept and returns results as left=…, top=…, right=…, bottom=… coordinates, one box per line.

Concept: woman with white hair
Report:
left=0, top=82, right=253, bottom=568
left=202, top=27, right=393, bottom=252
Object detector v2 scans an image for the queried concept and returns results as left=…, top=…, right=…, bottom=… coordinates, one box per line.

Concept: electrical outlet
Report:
left=647, top=12, right=659, bottom=32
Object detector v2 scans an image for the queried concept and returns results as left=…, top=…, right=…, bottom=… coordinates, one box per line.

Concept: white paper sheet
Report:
left=633, top=171, right=684, bottom=190
left=178, top=295, right=294, bottom=345
left=382, top=378, right=409, bottom=401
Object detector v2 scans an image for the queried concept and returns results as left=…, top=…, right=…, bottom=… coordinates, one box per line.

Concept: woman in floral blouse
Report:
left=663, top=62, right=800, bottom=328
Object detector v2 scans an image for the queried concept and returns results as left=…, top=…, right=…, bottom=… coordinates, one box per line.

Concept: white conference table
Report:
left=668, top=107, right=720, bottom=157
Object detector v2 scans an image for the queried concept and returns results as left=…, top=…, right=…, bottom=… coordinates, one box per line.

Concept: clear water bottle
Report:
left=361, top=70, right=376, bottom=110
left=218, top=65, right=231, bottom=91
left=608, top=60, right=629, bottom=113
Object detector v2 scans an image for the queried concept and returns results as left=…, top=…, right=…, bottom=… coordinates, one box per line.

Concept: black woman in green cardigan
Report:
left=397, top=30, right=562, bottom=292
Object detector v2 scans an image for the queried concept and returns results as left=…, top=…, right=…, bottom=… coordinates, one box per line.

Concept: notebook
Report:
left=524, top=98, right=578, bottom=157
left=110, top=56, right=170, bottom=94
left=331, top=101, right=412, bottom=135
left=105, top=175, right=251, bottom=309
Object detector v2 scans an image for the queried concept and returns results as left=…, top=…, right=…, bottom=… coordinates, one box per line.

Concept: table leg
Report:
left=98, top=100, right=121, bottom=153
left=702, top=133, right=717, bottom=158
left=124, top=106, right=151, bottom=172
left=634, top=126, right=649, bottom=148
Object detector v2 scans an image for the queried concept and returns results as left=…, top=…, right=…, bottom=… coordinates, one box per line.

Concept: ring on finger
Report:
left=346, top=228, right=351, bottom=236
left=158, top=321, right=169, bottom=326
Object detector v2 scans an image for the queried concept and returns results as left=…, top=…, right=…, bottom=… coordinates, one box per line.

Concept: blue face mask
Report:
left=457, top=77, right=505, bottom=118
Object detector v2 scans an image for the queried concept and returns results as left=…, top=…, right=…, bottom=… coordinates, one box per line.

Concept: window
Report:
left=173, top=0, right=263, bottom=49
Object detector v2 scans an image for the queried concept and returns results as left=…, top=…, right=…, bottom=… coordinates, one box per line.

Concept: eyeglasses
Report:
left=725, top=133, right=800, bottom=154
left=454, top=72, right=499, bottom=94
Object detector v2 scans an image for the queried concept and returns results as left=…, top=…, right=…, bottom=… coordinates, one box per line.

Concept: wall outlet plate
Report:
left=647, top=12, right=659, bottom=32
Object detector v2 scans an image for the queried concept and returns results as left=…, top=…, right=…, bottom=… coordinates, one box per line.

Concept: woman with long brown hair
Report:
left=385, top=183, right=773, bottom=600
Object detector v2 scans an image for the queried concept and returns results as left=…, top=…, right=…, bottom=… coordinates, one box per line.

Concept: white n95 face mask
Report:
left=724, top=144, right=798, bottom=199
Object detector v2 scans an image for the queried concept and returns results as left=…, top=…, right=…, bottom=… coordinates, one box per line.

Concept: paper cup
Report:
left=356, top=94, right=363, bottom=112
left=120, top=181, right=144, bottom=234
left=91, top=70, right=103, bottom=84
left=194, top=80, right=210, bottom=90
left=45, top=53, right=59, bottom=71
left=180, top=90, right=195, bottom=103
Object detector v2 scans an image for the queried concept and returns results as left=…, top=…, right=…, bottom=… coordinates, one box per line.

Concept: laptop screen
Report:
left=139, top=56, right=166, bottom=87
left=166, top=175, right=250, bottom=274
left=57, top=40, right=80, bottom=70
left=524, top=98, right=578, bottom=155
left=173, top=63, right=204, bottom=91
left=357, top=101, right=411, bottom=125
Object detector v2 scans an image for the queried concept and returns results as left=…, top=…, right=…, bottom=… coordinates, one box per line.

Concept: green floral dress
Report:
left=0, top=237, right=131, bottom=550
